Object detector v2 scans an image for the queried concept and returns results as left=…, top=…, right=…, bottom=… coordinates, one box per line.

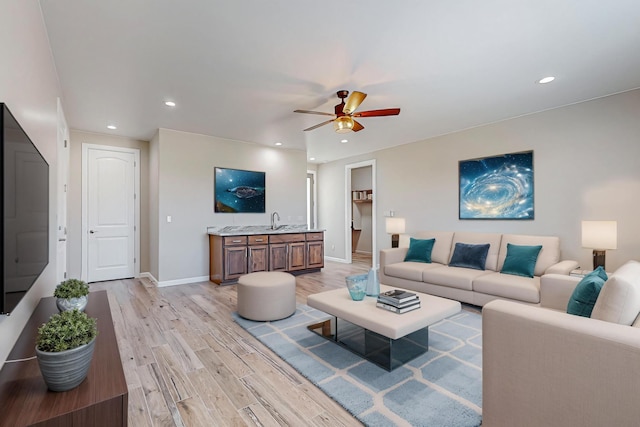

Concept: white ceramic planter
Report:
left=56, top=295, right=88, bottom=312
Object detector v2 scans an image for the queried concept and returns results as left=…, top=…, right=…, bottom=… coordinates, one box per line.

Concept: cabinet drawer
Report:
left=223, top=236, right=247, bottom=246
left=306, top=232, right=323, bottom=241
left=248, top=235, right=268, bottom=245
left=269, top=233, right=305, bottom=244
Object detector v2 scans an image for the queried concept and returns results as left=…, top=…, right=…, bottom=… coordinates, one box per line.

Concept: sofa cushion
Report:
left=449, top=243, right=490, bottom=270
left=400, top=231, right=454, bottom=265
left=384, top=262, right=443, bottom=282
left=451, top=231, right=502, bottom=271
left=500, top=243, right=543, bottom=278
left=566, top=267, right=608, bottom=317
left=591, top=260, right=640, bottom=325
left=498, top=234, right=560, bottom=277
left=404, top=238, right=435, bottom=263
left=473, top=272, right=541, bottom=303
left=423, top=265, right=492, bottom=291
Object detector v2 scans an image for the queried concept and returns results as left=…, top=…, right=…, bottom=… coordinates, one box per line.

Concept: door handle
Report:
left=89, top=230, right=97, bottom=234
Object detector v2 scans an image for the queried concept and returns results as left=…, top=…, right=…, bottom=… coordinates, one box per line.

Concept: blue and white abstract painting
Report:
left=459, top=151, right=534, bottom=220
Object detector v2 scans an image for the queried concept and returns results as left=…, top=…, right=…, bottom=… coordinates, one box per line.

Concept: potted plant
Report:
left=54, top=278, right=90, bottom=312
left=35, top=309, right=98, bottom=392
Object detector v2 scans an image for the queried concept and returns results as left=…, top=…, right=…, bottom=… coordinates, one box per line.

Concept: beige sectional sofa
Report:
left=482, top=260, right=640, bottom=427
left=379, top=230, right=578, bottom=306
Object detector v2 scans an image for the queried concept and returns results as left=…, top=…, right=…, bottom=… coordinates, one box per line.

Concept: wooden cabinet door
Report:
left=269, top=243, right=288, bottom=271
left=224, top=246, right=247, bottom=280
left=248, top=245, right=268, bottom=273
left=306, top=241, right=324, bottom=268
left=288, top=242, right=306, bottom=271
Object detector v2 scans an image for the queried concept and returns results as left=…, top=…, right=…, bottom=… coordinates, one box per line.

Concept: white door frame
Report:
left=307, top=169, right=318, bottom=229
left=81, top=143, right=140, bottom=281
left=56, top=98, right=70, bottom=283
left=345, top=159, right=377, bottom=267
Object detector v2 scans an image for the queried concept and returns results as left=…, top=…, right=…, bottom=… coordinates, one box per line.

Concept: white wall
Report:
left=149, top=132, right=160, bottom=280
left=153, top=129, right=307, bottom=284
left=319, top=89, right=640, bottom=271
left=0, top=0, right=62, bottom=366
left=67, top=131, right=150, bottom=279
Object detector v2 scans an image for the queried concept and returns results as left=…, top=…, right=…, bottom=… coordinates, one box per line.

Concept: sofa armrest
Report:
left=483, top=300, right=640, bottom=427
left=544, top=259, right=579, bottom=275
left=539, top=274, right=581, bottom=310
left=379, top=247, right=408, bottom=268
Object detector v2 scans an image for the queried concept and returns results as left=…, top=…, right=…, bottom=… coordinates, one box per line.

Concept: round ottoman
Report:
left=237, top=271, right=296, bottom=321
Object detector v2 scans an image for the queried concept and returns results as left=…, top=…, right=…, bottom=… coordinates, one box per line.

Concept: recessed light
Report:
left=341, top=139, right=348, bottom=143
left=107, top=125, right=117, bottom=130
left=538, top=76, right=555, bottom=84
left=309, top=157, right=316, bottom=161
left=165, top=101, right=176, bottom=107
left=275, top=142, right=282, bottom=146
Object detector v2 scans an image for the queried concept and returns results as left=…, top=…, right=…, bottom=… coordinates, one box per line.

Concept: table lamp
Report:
left=385, top=217, right=405, bottom=248
left=581, top=220, right=617, bottom=270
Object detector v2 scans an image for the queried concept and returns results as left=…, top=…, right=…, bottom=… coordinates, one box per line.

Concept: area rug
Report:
left=232, top=304, right=482, bottom=427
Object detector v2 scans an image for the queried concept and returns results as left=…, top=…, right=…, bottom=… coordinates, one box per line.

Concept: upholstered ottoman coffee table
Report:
left=307, top=284, right=461, bottom=370
left=237, top=271, right=296, bottom=321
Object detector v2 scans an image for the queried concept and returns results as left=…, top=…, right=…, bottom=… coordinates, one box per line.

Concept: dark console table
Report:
left=0, top=290, right=128, bottom=426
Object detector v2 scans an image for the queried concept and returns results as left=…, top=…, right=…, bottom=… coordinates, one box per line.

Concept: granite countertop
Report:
left=207, top=224, right=325, bottom=236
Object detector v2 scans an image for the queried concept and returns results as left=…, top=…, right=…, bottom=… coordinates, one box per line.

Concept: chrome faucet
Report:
left=271, top=211, right=280, bottom=230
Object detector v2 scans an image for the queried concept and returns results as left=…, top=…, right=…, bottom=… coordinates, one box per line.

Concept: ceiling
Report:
left=39, top=1, right=640, bottom=163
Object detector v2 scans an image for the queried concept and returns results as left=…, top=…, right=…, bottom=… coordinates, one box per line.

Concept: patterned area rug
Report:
left=233, top=304, right=482, bottom=427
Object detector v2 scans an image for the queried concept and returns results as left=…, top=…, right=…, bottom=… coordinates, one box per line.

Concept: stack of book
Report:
left=376, top=289, right=421, bottom=314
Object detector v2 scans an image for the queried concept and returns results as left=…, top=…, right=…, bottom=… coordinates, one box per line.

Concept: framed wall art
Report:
left=459, top=150, right=534, bottom=220
left=214, top=167, right=265, bottom=213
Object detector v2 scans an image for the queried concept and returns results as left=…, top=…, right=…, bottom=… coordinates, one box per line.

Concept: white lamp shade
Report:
left=582, top=221, right=617, bottom=249
left=385, top=217, right=405, bottom=234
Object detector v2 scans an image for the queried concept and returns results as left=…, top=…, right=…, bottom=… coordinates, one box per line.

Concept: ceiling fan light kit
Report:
left=334, top=116, right=354, bottom=133
left=294, top=90, right=400, bottom=134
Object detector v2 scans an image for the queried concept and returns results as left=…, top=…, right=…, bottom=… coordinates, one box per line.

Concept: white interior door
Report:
left=82, top=144, right=139, bottom=282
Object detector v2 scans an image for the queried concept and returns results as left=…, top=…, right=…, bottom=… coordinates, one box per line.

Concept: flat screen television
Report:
left=1, top=103, right=49, bottom=314
left=214, top=167, right=265, bottom=213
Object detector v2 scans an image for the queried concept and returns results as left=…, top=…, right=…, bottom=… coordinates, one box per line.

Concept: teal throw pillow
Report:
left=448, top=242, right=490, bottom=270
left=567, top=266, right=609, bottom=317
left=404, top=238, right=435, bottom=263
left=500, top=243, right=543, bottom=278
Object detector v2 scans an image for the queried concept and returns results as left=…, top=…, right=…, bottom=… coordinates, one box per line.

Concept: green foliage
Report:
left=54, top=279, right=89, bottom=299
left=36, top=309, right=98, bottom=352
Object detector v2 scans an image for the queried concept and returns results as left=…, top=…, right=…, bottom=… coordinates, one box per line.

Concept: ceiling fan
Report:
left=294, top=90, right=400, bottom=133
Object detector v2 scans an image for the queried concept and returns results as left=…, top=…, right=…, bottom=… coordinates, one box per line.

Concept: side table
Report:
left=0, top=290, right=128, bottom=426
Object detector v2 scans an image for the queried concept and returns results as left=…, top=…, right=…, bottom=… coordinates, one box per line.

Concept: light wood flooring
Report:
left=90, top=255, right=372, bottom=427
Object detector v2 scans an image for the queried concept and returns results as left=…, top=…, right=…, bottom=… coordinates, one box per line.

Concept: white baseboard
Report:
left=355, top=250, right=373, bottom=255
left=155, top=275, right=210, bottom=288
left=324, top=256, right=350, bottom=264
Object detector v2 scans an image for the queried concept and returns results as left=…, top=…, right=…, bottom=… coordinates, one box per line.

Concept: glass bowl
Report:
left=345, top=274, right=367, bottom=301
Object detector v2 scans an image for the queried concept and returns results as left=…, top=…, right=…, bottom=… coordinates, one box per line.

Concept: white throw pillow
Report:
left=591, top=260, right=640, bottom=325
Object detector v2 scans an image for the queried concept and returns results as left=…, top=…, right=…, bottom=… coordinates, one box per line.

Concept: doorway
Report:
left=307, top=170, right=317, bottom=229
left=81, top=144, right=140, bottom=282
left=345, top=160, right=376, bottom=268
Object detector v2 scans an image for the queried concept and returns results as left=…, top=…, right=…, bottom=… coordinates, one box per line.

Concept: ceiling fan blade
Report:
left=294, top=109, right=335, bottom=117
left=303, top=119, right=334, bottom=131
left=342, top=91, right=367, bottom=114
left=353, top=108, right=401, bottom=117
left=352, top=120, right=364, bottom=132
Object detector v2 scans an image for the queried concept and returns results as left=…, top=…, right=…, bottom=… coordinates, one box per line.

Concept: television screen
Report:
left=1, top=103, right=49, bottom=314
left=214, top=167, right=265, bottom=213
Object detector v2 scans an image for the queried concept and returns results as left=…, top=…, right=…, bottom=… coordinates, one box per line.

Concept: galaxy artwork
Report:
left=459, top=151, right=534, bottom=220
left=214, top=167, right=265, bottom=213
